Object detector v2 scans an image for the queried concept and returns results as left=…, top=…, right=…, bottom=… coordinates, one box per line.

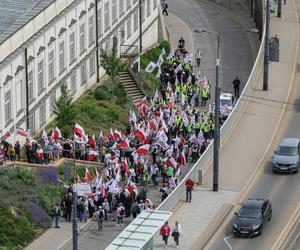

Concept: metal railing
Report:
left=120, top=44, right=139, bottom=58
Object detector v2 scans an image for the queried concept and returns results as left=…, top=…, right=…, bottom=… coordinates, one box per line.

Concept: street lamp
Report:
left=194, top=27, right=259, bottom=192
left=72, top=150, right=78, bottom=250
left=263, top=0, right=270, bottom=91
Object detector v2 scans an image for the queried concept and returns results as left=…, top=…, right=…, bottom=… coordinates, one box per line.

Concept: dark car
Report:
left=232, top=198, right=272, bottom=237
left=272, top=138, right=300, bottom=173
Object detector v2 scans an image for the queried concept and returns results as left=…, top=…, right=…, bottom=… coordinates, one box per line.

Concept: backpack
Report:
left=120, top=208, right=125, bottom=216
left=97, top=210, right=104, bottom=220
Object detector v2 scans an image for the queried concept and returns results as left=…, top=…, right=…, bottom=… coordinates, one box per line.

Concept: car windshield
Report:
left=238, top=207, right=261, bottom=218
left=220, top=99, right=232, bottom=106
left=277, top=146, right=298, bottom=156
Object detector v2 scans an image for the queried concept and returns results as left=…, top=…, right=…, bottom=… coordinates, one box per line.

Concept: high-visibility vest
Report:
left=201, top=88, right=208, bottom=98
left=176, top=85, right=180, bottom=93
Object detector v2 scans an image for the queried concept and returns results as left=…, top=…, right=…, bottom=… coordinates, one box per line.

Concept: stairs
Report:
left=119, top=70, right=144, bottom=106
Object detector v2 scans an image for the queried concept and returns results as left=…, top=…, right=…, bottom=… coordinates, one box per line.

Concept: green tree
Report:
left=100, top=38, right=126, bottom=92
left=53, top=84, right=76, bottom=137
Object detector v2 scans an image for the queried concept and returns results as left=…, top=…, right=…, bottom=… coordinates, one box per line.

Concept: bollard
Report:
left=198, top=169, right=203, bottom=185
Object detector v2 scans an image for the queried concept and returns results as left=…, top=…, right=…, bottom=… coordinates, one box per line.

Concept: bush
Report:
left=115, top=82, right=128, bottom=106
left=106, top=108, right=120, bottom=122
left=26, top=202, right=51, bottom=228
left=94, top=85, right=111, bottom=101
left=159, top=40, right=171, bottom=54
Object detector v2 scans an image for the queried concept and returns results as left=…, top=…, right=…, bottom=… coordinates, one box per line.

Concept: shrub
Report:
left=106, top=108, right=120, bottom=122
left=159, top=40, right=171, bottom=54
left=115, top=82, right=128, bottom=106
left=26, top=202, right=51, bottom=228
left=36, top=168, right=59, bottom=184
left=94, top=85, right=111, bottom=101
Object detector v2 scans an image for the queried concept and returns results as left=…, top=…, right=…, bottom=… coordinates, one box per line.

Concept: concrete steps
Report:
left=119, top=71, right=144, bottom=106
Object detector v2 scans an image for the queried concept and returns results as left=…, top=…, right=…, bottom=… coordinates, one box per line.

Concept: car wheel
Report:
left=268, top=212, right=272, bottom=221
left=258, top=225, right=263, bottom=236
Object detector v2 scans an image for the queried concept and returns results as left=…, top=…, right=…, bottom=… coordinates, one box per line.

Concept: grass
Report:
left=0, top=166, right=65, bottom=249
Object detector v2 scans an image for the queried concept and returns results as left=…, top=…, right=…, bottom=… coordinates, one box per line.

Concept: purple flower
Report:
left=26, top=202, right=51, bottom=227
left=36, top=167, right=59, bottom=184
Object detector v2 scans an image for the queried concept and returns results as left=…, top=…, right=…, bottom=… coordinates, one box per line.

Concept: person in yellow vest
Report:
left=201, top=88, right=209, bottom=107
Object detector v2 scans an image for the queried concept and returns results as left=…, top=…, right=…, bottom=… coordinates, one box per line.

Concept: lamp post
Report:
left=194, top=27, right=259, bottom=191
left=139, top=0, right=143, bottom=53
left=72, top=150, right=78, bottom=250
left=277, top=0, right=282, bottom=18
left=263, top=0, right=270, bottom=90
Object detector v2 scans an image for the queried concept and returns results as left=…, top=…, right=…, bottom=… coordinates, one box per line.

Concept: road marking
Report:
left=224, top=235, right=234, bottom=250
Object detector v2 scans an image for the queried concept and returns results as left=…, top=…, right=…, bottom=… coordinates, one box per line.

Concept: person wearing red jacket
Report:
left=160, top=221, right=171, bottom=247
left=185, top=178, right=194, bottom=203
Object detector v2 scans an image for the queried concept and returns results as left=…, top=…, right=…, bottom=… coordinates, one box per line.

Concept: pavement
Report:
left=25, top=0, right=258, bottom=249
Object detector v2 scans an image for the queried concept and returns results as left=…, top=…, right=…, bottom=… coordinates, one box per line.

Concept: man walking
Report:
left=162, top=1, right=168, bottom=16
left=96, top=206, right=104, bottom=230
left=195, top=49, right=202, bottom=67
left=185, top=178, right=194, bottom=203
left=172, top=221, right=183, bottom=248
left=54, top=203, right=61, bottom=228
left=160, top=221, right=171, bottom=247
left=232, top=76, right=241, bottom=98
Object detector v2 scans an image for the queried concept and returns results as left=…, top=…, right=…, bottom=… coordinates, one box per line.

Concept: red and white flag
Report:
left=77, top=174, right=82, bottom=183
left=89, top=150, right=99, bottom=161
left=150, top=118, right=158, bottom=132
left=89, top=134, right=97, bottom=149
left=119, top=138, right=130, bottom=148
left=51, top=127, right=62, bottom=140
left=179, top=151, right=187, bottom=165
left=109, top=128, right=114, bottom=140
left=84, top=168, right=93, bottom=182
left=73, top=123, right=85, bottom=138
left=114, top=129, right=122, bottom=140
left=134, top=144, right=150, bottom=155
left=136, top=128, right=148, bottom=143
left=123, top=158, right=130, bottom=173
left=161, top=119, right=168, bottom=133
left=42, top=129, right=48, bottom=141
left=15, top=127, right=28, bottom=138
left=166, top=157, right=177, bottom=169
left=139, top=96, right=147, bottom=106
left=157, top=139, right=169, bottom=150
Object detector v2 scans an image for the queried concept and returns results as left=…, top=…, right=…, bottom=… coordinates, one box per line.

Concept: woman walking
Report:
left=160, top=221, right=171, bottom=248
left=172, top=221, right=183, bottom=248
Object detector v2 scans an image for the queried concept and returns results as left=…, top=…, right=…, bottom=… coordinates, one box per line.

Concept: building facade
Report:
left=0, top=0, right=159, bottom=135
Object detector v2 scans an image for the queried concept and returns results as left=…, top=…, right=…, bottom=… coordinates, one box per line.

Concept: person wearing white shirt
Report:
left=172, top=221, right=183, bottom=248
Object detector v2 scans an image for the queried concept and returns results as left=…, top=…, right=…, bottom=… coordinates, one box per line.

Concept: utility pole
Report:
left=72, top=152, right=78, bottom=250
left=213, top=34, right=220, bottom=192
left=24, top=48, right=30, bottom=130
left=277, top=0, right=282, bottom=17
left=263, top=0, right=270, bottom=91
left=250, top=0, right=254, bottom=17
left=139, top=0, right=143, bottom=53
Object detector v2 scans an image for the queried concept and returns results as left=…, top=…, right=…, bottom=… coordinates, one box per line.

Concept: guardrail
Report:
left=157, top=9, right=266, bottom=212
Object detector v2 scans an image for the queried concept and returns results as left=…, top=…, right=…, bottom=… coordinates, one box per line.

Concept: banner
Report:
left=74, top=183, right=92, bottom=196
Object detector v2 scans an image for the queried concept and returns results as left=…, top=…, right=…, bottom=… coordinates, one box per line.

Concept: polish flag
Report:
left=73, top=123, right=85, bottom=138
left=42, top=129, right=48, bottom=141
left=119, top=138, right=130, bottom=148
left=156, top=139, right=169, bottom=150
left=99, top=130, right=104, bottom=140
left=169, top=99, right=173, bottom=110
left=77, top=174, right=82, bottom=183
left=95, top=168, right=100, bottom=184
left=89, top=150, right=99, bottom=161
left=139, top=96, right=147, bottom=106
left=179, top=151, right=187, bottom=165
left=109, top=128, right=114, bottom=140
left=89, top=134, right=97, bottom=149
left=161, top=119, right=168, bottom=133
left=150, top=118, right=158, bottom=132
left=127, top=182, right=137, bottom=193
left=51, top=127, right=62, bottom=140
left=166, top=157, right=177, bottom=169
left=4, top=131, right=11, bottom=138
left=135, top=144, right=150, bottom=155
left=84, top=168, right=93, bottom=182
left=114, top=129, right=122, bottom=140
left=123, top=158, right=130, bottom=173
left=136, top=128, right=148, bottom=143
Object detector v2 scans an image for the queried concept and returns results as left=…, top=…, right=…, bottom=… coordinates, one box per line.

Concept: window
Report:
left=104, top=2, right=110, bottom=31
left=15, top=79, right=23, bottom=112
left=69, top=32, right=76, bottom=63
left=126, top=17, right=132, bottom=39
left=4, top=90, right=12, bottom=123
left=89, top=55, right=95, bottom=77
left=38, top=60, right=44, bottom=94
left=97, top=6, right=102, bottom=36
left=133, top=10, right=138, bottom=31
left=80, top=62, right=87, bottom=85
left=141, top=2, right=145, bottom=22
left=88, top=15, right=95, bottom=45
left=59, top=40, right=65, bottom=74
left=49, top=92, right=56, bottom=117
left=48, top=50, right=55, bottom=82
left=28, top=70, right=34, bottom=102
left=120, top=24, right=125, bottom=45
left=126, top=0, right=131, bottom=11
left=79, top=23, right=86, bottom=54
left=119, top=0, right=124, bottom=18
left=147, top=0, right=151, bottom=17
left=112, top=0, right=117, bottom=24
left=71, top=71, right=77, bottom=93
left=29, top=114, right=35, bottom=134
left=39, top=101, right=46, bottom=128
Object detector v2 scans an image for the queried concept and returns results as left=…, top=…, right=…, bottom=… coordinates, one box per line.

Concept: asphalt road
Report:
left=204, top=1, right=300, bottom=249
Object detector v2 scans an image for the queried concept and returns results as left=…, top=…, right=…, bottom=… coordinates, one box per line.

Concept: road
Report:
left=204, top=0, right=300, bottom=249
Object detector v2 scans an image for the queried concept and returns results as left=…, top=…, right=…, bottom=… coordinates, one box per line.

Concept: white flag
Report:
left=145, top=61, right=157, bottom=73
left=161, top=47, right=166, bottom=56
left=184, top=54, right=193, bottom=63
left=156, top=66, right=162, bottom=78
left=166, top=49, right=175, bottom=60
left=175, top=64, right=183, bottom=74
left=156, top=55, right=164, bottom=68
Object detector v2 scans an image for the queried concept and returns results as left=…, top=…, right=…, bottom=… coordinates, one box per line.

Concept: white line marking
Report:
left=224, top=235, right=234, bottom=250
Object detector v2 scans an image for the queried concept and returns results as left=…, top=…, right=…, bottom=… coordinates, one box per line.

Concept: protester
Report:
left=162, top=1, right=168, bottom=16
left=232, top=76, right=241, bottom=98
left=185, top=178, right=194, bottom=203
left=172, top=221, right=183, bottom=248
left=96, top=206, right=104, bottom=230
